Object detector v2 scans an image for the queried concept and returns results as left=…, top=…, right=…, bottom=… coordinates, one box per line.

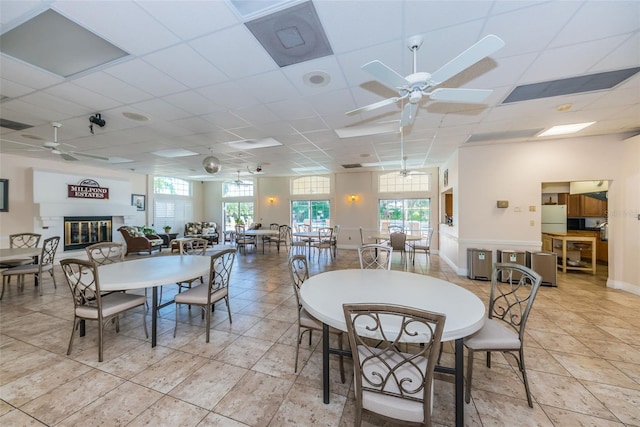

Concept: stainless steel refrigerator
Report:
left=541, top=205, right=567, bottom=233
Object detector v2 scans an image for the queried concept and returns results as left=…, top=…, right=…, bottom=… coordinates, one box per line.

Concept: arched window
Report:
left=379, top=172, right=430, bottom=192
left=291, top=176, right=330, bottom=195
left=153, top=176, right=191, bottom=196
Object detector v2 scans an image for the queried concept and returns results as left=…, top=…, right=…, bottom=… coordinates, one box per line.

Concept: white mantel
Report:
left=36, top=202, right=138, bottom=227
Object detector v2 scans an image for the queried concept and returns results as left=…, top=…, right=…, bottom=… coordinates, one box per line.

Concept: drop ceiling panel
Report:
left=129, top=99, right=190, bottom=121
left=105, top=59, right=187, bottom=97
left=143, top=45, right=228, bottom=89
left=44, top=83, right=121, bottom=112
left=0, top=55, right=63, bottom=89
left=189, top=24, right=278, bottom=79
left=71, top=71, right=153, bottom=104
left=280, top=56, right=348, bottom=96
left=162, top=91, right=226, bottom=116
left=522, top=37, right=634, bottom=83
left=266, top=99, right=317, bottom=121
left=237, top=70, right=301, bottom=104
left=54, top=1, right=180, bottom=55
left=197, top=80, right=260, bottom=110
left=593, top=33, right=640, bottom=72
left=0, top=77, right=35, bottom=98
left=137, top=1, right=240, bottom=40
left=549, top=1, right=640, bottom=47
left=315, top=0, right=401, bottom=54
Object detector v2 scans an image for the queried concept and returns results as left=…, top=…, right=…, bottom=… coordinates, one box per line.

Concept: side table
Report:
left=157, top=232, right=178, bottom=248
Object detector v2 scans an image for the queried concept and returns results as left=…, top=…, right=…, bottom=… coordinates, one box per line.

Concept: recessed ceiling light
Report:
left=335, top=122, right=400, bottom=138
left=108, top=157, right=134, bottom=164
left=538, top=122, right=596, bottom=137
left=303, top=71, right=330, bottom=87
left=152, top=149, right=199, bottom=158
left=292, top=166, right=327, bottom=172
left=228, top=138, right=282, bottom=150
left=122, top=111, right=150, bottom=122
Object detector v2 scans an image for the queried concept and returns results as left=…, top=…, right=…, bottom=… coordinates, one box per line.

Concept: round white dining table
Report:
left=0, top=247, right=41, bottom=262
left=98, top=255, right=211, bottom=347
left=300, top=269, right=485, bottom=427
left=244, top=229, right=279, bottom=253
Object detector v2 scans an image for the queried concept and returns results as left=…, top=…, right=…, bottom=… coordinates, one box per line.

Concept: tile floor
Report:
left=1, top=246, right=639, bottom=426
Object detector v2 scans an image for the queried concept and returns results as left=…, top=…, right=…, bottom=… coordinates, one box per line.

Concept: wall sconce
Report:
left=350, top=194, right=357, bottom=202
left=268, top=197, right=275, bottom=204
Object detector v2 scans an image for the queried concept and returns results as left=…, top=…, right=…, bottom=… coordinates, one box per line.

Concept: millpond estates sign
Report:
left=67, top=179, right=109, bottom=200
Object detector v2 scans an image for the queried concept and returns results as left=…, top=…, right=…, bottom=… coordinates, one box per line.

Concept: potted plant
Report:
left=163, top=225, right=172, bottom=233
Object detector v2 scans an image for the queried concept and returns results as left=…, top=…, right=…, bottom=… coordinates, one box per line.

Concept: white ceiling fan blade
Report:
left=59, top=152, right=79, bottom=161
left=362, top=60, right=410, bottom=89
left=400, top=103, right=418, bottom=127
left=429, top=34, right=505, bottom=85
left=429, top=88, right=493, bottom=103
left=346, top=96, right=403, bottom=115
left=0, top=138, right=42, bottom=149
left=71, top=151, right=109, bottom=161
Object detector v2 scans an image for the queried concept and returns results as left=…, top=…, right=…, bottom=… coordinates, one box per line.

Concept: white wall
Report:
left=444, top=133, right=638, bottom=293
left=0, top=153, right=147, bottom=250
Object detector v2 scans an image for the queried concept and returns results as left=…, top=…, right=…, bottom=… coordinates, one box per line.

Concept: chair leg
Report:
left=518, top=348, right=534, bottom=407
left=173, top=303, right=180, bottom=338
left=294, top=325, right=302, bottom=373
left=98, top=317, right=104, bottom=362
left=142, top=309, right=148, bottom=338
left=224, top=296, right=232, bottom=323
left=486, top=351, right=492, bottom=368
left=67, top=318, right=78, bottom=356
left=465, top=348, right=475, bottom=403
left=205, top=303, right=212, bottom=343
left=338, top=333, right=345, bottom=383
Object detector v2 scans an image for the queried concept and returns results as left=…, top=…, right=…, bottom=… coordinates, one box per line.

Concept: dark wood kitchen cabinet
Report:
left=558, top=193, right=607, bottom=217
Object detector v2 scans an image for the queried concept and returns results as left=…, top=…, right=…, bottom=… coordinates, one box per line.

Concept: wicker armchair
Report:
left=118, top=226, right=163, bottom=255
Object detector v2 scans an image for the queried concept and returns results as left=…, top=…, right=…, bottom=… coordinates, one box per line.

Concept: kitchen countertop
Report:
left=542, top=233, right=597, bottom=275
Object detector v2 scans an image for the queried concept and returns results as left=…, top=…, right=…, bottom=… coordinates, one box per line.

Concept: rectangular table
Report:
left=300, top=269, right=486, bottom=427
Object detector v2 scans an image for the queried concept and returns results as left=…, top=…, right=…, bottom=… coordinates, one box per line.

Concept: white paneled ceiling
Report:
left=0, top=0, right=638, bottom=181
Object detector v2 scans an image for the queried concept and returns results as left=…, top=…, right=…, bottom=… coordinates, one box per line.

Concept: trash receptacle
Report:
left=526, top=250, right=558, bottom=287
left=497, top=249, right=526, bottom=282
left=467, top=248, right=492, bottom=280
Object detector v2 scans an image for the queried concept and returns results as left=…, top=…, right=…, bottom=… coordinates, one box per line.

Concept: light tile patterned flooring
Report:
left=1, top=247, right=639, bottom=426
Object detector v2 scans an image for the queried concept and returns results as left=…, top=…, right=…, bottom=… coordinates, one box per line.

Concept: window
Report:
left=292, top=200, right=330, bottom=230
left=379, top=172, right=429, bottom=193
left=154, top=176, right=191, bottom=196
left=223, top=181, right=254, bottom=197
left=379, top=199, right=430, bottom=234
left=291, top=176, right=330, bottom=195
left=224, top=202, right=254, bottom=231
left=154, top=199, right=193, bottom=232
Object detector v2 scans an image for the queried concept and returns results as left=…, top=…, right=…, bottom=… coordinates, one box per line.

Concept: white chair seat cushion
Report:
left=174, top=283, right=227, bottom=305
left=1, top=258, right=34, bottom=268
left=3, top=263, right=52, bottom=276
left=357, top=345, right=429, bottom=423
left=149, top=239, right=163, bottom=246
left=463, top=318, right=521, bottom=350
left=299, top=308, right=342, bottom=334
left=76, top=293, right=146, bottom=319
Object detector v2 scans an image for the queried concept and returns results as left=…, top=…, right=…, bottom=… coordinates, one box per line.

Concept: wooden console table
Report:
left=544, top=233, right=597, bottom=275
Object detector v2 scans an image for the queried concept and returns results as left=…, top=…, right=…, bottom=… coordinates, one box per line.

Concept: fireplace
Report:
left=64, top=216, right=113, bottom=251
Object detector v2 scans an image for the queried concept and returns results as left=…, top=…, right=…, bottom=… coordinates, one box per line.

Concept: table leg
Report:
left=152, top=286, right=158, bottom=347
left=455, top=338, right=464, bottom=427
left=322, top=322, right=330, bottom=404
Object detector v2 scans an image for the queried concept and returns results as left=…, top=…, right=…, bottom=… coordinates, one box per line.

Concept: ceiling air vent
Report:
left=503, top=67, right=640, bottom=103
left=0, top=118, right=33, bottom=131
left=342, top=163, right=362, bottom=169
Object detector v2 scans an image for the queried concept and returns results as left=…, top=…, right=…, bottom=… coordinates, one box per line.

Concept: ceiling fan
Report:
left=346, top=34, right=505, bottom=127
left=228, top=170, right=252, bottom=186
left=1, top=122, right=109, bottom=162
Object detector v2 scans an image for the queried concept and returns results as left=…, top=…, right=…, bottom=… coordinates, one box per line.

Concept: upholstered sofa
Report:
left=184, top=221, right=219, bottom=243
left=118, top=226, right=164, bottom=255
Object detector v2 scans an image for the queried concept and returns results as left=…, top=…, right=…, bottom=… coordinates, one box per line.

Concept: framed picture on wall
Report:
left=131, top=194, right=145, bottom=211
left=0, top=179, right=8, bottom=212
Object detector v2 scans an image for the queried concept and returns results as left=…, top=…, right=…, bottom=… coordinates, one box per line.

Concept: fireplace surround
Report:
left=64, top=216, right=112, bottom=251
